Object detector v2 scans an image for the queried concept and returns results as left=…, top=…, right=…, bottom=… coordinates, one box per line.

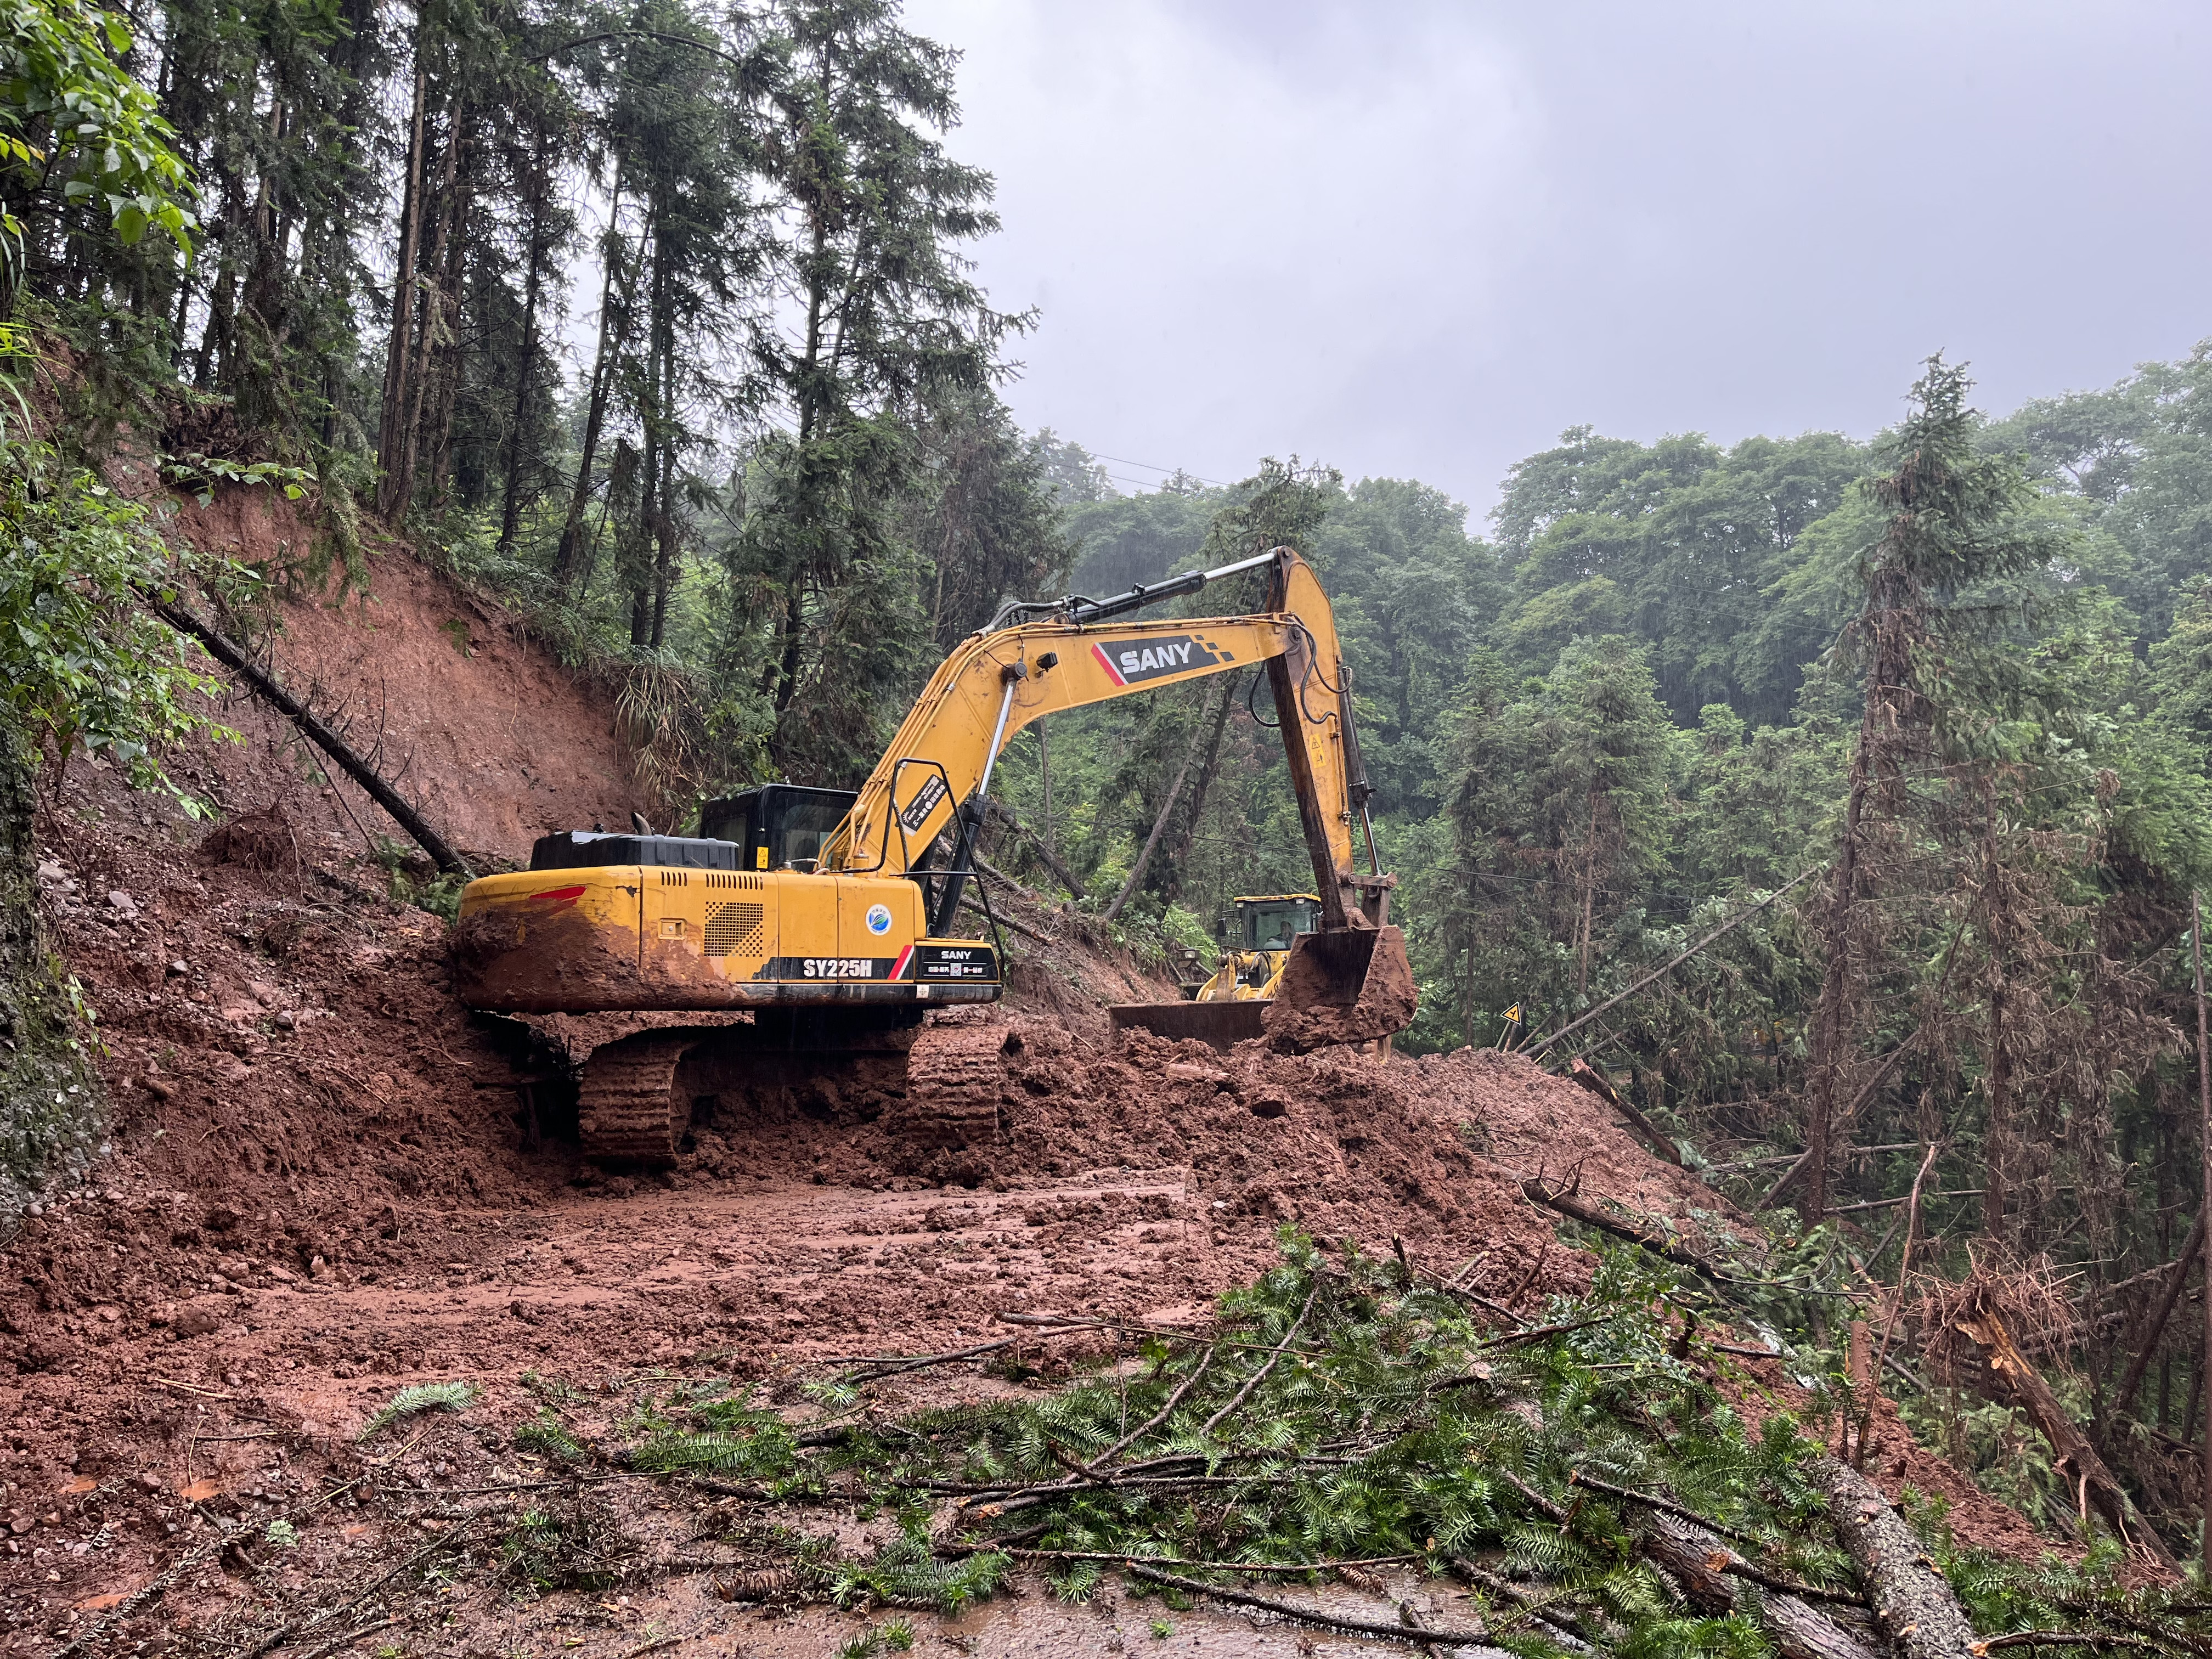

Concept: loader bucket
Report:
left=1261, top=924, right=1418, bottom=1053
left=1108, top=998, right=1267, bottom=1049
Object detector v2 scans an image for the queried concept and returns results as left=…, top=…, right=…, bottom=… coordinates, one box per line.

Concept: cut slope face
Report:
left=167, top=497, right=649, bottom=864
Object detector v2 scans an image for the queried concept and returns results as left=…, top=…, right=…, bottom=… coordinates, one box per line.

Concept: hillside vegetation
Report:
left=18, top=0, right=2212, bottom=1624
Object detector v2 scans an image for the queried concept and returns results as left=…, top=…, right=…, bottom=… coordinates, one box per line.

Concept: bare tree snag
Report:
left=1813, top=1453, right=1979, bottom=1659
left=150, top=598, right=474, bottom=878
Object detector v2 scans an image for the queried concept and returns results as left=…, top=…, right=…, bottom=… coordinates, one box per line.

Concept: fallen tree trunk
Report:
left=1641, top=1513, right=1881, bottom=1659
left=150, top=596, right=474, bottom=878
left=1520, top=1176, right=1719, bottom=1276
left=984, top=791, right=1085, bottom=898
left=1511, top=1460, right=1876, bottom=1659
left=1812, top=1453, right=1979, bottom=1659
left=1946, top=1304, right=2181, bottom=1578
left=1566, top=1057, right=1681, bottom=1165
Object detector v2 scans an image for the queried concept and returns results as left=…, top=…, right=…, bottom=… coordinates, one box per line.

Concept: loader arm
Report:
left=820, top=549, right=1376, bottom=926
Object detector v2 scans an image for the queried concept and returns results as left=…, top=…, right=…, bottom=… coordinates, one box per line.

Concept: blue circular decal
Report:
left=865, top=902, right=893, bottom=935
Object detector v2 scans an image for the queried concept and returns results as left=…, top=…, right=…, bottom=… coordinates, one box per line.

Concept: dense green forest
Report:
left=16, top=0, right=2212, bottom=1556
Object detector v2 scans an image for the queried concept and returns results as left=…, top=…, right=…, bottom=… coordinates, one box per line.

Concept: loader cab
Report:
left=697, top=785, right=859, bottom=873
left=1233, top=894, right=1323, bottom=953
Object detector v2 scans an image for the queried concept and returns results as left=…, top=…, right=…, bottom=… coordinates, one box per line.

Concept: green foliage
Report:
left=371, top=837, right=467, bottom=922
left=358, top=1380, right=477, bottom=1440
left=0, top=0, right=195, bottom=314
left=159, top=452, right=313, bottom=510
left=829, top=1531, right=1007, bottom=1616
left=262, top=1517, right=298, bottom=1549
left=512, top=1409, right=588, bottom=1465
left=0, top=437, right=235, bottom=803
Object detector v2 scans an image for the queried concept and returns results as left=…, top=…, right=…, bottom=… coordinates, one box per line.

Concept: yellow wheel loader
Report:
left=1198, top=894, right=1324, bottom=1001
left=451, top=546, right=1415, bottom=1162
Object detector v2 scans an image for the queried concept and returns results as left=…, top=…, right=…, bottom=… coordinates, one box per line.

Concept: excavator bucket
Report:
left=1261, top=924, right=1418, bottom=1052
left=1108, top=998, right=1268, bottom=1048
left=1109, top=924, right=1418, bottom=1053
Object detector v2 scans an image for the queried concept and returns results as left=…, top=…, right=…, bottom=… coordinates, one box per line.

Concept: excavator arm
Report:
left=822, top=548, right=1380, bottom=933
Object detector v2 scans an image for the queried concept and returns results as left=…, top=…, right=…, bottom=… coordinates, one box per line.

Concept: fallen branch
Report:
left=1566, top=1057, right=1681, bottom=1165
left=149, top=595, right=473, bottom=878
left=1451, top=1558, right=1596, bottom=1652
left=1520, top=1176, right=1720, bottom=1275
left=981, top=797, right=1086, bottom=900
left=1814, top=1453, right=1980, bottom=1658
left=1507, top=1462, right=1872, bottom=1658
left=1202, top=1286, right=1316, bottom=1435
left=1564, top=1468, right=1769, bottom=1550
left=1968, top=1633, right=2173, bottom=1655
left=957, top=894, right=1052, bottom=944
left=241, top=1519, right=476, bottom=1659
left=1124, top=1561, right=1497, bottom=1649
left=1640, top=1513, right=1882, bottom=1659
left=947, top=1544, right=1422, bottom=1576
left=1527, top=867, right=1818, bottom=1058
left=842, top=1333, right=1025, bottom=1383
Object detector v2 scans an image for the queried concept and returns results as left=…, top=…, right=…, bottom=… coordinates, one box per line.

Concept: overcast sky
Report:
left=899, top=0, right=2212, bottom=521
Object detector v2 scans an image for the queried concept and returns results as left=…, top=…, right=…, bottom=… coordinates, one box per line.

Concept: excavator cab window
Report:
left=1236, top=896, right=1322, bottom=952
left=698, top=785, right=858, bottom=872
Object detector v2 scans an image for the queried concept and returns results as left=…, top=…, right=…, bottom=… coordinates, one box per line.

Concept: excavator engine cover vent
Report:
left=703, top=901, right=766, bottom=959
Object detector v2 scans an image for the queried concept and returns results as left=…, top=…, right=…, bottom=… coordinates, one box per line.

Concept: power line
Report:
left=1086, top=452, right=1230, bottom=489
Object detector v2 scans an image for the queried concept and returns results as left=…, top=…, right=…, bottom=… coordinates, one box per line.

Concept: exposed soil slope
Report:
left=0, top=505, right=2061, bottom=1652
left=162, top=497, right=650, bottom=866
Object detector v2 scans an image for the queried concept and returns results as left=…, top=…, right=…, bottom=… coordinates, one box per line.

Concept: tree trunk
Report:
left=1982, top=826, right=2011, bottom=1247
left=554, top=176, right=640, bottom=594
left=1154, top=674, right=1238, bottom=900
left=1641, top=1514, right=1879, bottom=1659
left=376, top=54, right=430, bottom=518
left=1037, top=718, right=1054, bottom=861
left=148, top=598, right=472, bottom=878
left=498, top=115, right=550, bottom=555
left=1951, top=1304, right=2181, bottom=1578
left=1574, top=788, right=1600, bottom=996
left=1103, top=680, right=1226, bottom=925
left=392, top=104, right=462, bottom=520
left=0, top=709, right=101, bottom=1218
left=769, top=210, right=832, bottom=713
left=1812, top=1454, right=1979, bottom=1658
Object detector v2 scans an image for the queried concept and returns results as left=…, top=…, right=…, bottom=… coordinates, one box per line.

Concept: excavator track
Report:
left=890, top=1016, right=1008, bottom=1149
left=575, top=1028, right=704, bottom=1165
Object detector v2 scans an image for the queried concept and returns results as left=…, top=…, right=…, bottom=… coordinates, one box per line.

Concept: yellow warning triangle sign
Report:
left=1502, top=1003, right=1522, bottom=1023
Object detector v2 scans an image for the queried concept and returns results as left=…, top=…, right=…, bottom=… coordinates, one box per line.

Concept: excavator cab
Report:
left=1236, top=895, right=1321, bottom=953
left=698, top=786, right=859, bottom=873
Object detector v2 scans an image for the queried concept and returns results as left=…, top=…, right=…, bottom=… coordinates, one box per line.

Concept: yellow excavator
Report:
left=451, top=546, right=1414, bottom=1162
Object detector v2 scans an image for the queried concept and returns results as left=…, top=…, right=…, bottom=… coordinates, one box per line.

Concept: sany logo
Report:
left=1091, top=634, right=1228, bottom=686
